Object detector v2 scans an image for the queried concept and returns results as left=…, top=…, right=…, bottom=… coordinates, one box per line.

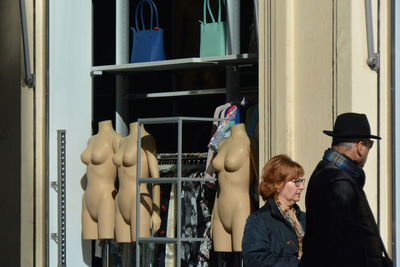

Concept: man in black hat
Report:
left=300, top=112, right=392, bottom=267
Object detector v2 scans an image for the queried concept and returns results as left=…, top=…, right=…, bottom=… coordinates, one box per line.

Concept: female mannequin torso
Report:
left=81, top=120, right=121, bottom=239
left=113, top=122, right=161, bottom=242
left=211, top=123, right=255, bottom=251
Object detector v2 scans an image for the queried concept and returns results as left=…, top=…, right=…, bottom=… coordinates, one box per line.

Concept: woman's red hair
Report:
left=259, top=154, right=304, bottom=200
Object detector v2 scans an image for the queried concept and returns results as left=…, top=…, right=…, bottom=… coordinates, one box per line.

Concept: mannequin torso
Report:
left=81, top=120, right=122, bottom=239
left=113, top=122, right=161, bottom=242
left=212, top=123, right=255, bottom=251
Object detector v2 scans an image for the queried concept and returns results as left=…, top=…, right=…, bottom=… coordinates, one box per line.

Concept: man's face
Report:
left=357, top=139, right=374, bottom=167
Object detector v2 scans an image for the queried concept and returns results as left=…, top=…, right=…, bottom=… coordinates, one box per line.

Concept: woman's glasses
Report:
left=290, top=178, right=305, bottom=187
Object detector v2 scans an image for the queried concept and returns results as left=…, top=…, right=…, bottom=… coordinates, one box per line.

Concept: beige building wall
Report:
left=35, top=0, right=47, bottom=265
left=259, top=0, right=392, bottom=252
left=21, top=0, right=47, bottom=266
left=20, top=0, right=35, bottom=265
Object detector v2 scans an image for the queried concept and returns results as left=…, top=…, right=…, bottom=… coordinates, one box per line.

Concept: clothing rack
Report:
left=158, top=152, right=208, bottom=161
left=157, top=152, right=208, bottom=159
left=158, top=153, right=208, bottom=172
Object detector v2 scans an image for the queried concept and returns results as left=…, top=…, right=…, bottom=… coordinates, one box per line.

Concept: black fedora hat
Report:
left=323, top=112, right=381, bottom=139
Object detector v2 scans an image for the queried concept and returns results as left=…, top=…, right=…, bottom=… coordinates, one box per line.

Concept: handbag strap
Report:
left=134, top=0, right=159, bottom=31
left=203, top=0, right=222, bottom=24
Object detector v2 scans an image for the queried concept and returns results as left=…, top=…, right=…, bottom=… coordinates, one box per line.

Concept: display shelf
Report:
left=126, top=86, right=257, bottom=100
left=90, top=53, right=258, bottom=75
left=126, top=88, right=227, bottom=99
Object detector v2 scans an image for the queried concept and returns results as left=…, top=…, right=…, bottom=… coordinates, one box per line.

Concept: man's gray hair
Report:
left=333, top=142, right=354, bottom=151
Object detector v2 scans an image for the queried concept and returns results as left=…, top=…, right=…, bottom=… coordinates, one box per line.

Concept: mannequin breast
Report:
left=212, top=143, right=244, bottom=173
left=81, top=135, right=115, bottom=165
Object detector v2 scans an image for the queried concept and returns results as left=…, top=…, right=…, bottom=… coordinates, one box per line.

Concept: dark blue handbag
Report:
left=130, top=0, right=166, bottom=63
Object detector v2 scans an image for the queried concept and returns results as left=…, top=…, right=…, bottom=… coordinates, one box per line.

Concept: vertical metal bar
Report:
left=393, top=0, right=400, bottom=263
left=116, top=0, right=129, bottom=136
left=19, top=0, right=35, bottom=88
left=226, top=0, right=240, bottom=55
left=116, top=0, right=129, bottom=65
left=226, top=0, right=241, bottom=103
left=104, top=240, right=110, bottom=267
left=136, top=123, right=143, bottom=267
left=364, top=0, right=379, bottom=71
left=176, top=119, right=183, bottom=267
left=365, top=0, right=375, bottom=58
left=252, top=0, right=259, bottom=47
left=57, top=130, right=67, bottom=267
left=376, top=0, right=381, bottom=229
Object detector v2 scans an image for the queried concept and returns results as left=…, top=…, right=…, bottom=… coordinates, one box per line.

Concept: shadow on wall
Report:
left=0, top=0, right=21, bottom=266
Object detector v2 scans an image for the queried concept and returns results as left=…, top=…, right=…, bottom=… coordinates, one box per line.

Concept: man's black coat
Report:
left=300, top=157, right=385, bottom=267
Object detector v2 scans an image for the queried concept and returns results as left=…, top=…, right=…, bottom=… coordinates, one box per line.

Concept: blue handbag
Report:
left=199, top=0, right=226, bottom=57
left=130, top=0, right=166, bottom=63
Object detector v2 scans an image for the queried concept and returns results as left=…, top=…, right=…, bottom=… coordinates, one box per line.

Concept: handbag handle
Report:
left=134, top=0, right=160, bottom=31
left=203, top=0, right=222, bottom=24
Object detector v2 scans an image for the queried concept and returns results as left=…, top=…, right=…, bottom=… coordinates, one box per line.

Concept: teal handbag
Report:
left=199, top=0, right=226, bottom=57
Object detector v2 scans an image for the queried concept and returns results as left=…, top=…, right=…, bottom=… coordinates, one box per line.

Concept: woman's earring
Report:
left=277, top=189, right=280, bottom=193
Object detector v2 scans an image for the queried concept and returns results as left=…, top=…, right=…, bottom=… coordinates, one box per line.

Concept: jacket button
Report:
left=287, top=240, right=295, bottom=246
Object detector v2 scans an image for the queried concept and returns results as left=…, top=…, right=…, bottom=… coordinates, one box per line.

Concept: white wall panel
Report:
left=49, top=0, right=92, bottom=266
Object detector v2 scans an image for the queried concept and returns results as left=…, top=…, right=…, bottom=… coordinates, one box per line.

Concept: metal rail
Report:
left=364, top=0, right=380, bottom=71
left=19, top=0, right=35, bottom=87
left=55, top=130, right=67, bottom=267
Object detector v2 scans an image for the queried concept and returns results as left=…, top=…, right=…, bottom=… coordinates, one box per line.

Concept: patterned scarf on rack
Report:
left=275, top=198, right=305, bottom=258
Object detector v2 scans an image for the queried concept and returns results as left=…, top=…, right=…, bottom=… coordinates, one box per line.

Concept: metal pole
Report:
left=252, top=0, right=259, bottom=48
left=176, top=118, right=183, bottom=267
left=136, top=123, right=143, bottom=267
left=225, top=0, right=241, bottom=103
left=104, top=240, right=110, bottom=267
left=57, top=130, right=67, bottom=267
left=116, top=0, right=129, bottom=135
left=226, top=0, right=240, bottom=55
left=19, top=0, right=35, bottom=87
left=364, top=0, right=379, bottom=71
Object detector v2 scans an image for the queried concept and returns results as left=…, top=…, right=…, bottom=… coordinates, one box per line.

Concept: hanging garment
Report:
left=205, top=103, right=231, bottom=185
left=196, top=176, right=216, bottom=267
left=157, top=167, right=175, bottom=267
left=165, top=184, right=176, bottom=267
left=245, top=105, right=258, bottom=138
left=208, top=105, right=238, bottom=152
left=181, top=172, right=202, bottom=266
left=142, top=243, right=157, bottom=267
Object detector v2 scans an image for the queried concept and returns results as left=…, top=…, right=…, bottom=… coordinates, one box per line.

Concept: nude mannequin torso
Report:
left=211, top=123, right=256, bottom=251
left=113, top=122, right=161, bottom=243
left=81, top=120, right=122, bottom=239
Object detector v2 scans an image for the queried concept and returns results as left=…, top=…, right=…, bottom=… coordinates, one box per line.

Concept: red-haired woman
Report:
left=242, top=154, right=306, bottom=266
